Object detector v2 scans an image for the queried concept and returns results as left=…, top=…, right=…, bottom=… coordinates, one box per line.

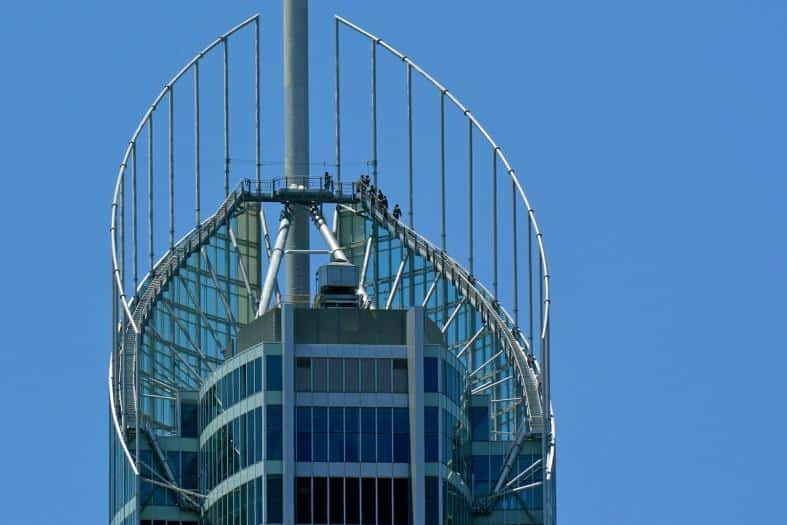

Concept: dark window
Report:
left=296, top=477, right=311, bottom=524
left=329, top=358, right=343, bottom=392
left=392, top=359, right=408, bottom=393
left=346, top=477, right=360, bottom=524
left=296, top=358, right=311, bottom=392
left=329, top=407, right=344, bottom=462
left=313, top=358, right=328, bottom=392
left=180, top=400, right=198, bottom=438
left=473, top=455, right=490, bottom=495
left=253, top=357, right=262, bottom=393
left=393, top=408, right=409, bottom=463
left=267, top=405, right=283, bottom=459
left=314, top=477, right=328, bottom=524
left=297, top=406, right=312, bottom=461
left=361, top=408, right=376, bottom=462
left=424, top=406, right=439, bottom=462
left=360, top=359, right=375, bottom=393
left=377, top=408, right=392, bottom=462
left=378, top=478, right=392, bottom=525
left=425, top=476, right=439, bottom=525
left=361, top=478, right=376, bottom=525
left=182, top=451, right=197, bottom=489
left=266, top=355, right=282, bottom=391
left=393, top=478, right=409, bottom=525
left=471, top=406, right=490, bottom=441
left=345, top=358, right=359, bottom=392
left=345, top=407, right=360, bottom=462
left=313, top=407, right=328, bottom=462
left=424, top=357, right=438, bottom=392
left=329, top=477, right=344, bottom=524
left=254, top=407, right=263, bottom=463
left=376, top=358, right=392, bottom=393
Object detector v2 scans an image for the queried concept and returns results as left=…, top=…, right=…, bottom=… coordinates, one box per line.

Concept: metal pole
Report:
left=512, top=180, right=519, bottom=327
left=334, top=17, right=341, bottom=184
left=255, top=17, right=261, bottom=189
left=168, top=87, right=174, bottom=250
left=440, top=91, right=447, bottom=324
left=132, top=144, right=138, bottom=290
left=528, top=211, right=533, bottom=347
left=492, top=149, right=498, bottom=297
left=283, top=0, right=311, bottom=305
left=468, top=119, right=473, bottom=276
left=371, top=39, right=379, bottom=308
left=223, top=38, right=230, bottom=197
left=147, top=115, right=154, bottom=271
left=407, top=64, right=414, bottom=307
left=194, top=60, right=201, bottom=228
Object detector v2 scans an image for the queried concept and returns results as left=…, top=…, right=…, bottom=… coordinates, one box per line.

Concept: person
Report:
left=392, top=204, right=401, bottom=220
left=323, top=171, right=333, bottom=191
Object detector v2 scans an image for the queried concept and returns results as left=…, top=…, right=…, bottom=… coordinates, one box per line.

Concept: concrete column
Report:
left=283, top=0, right=311, bottom=304
left=407, top=307, right=426, bottom=525
left=281, top=304, right=296, bottom=524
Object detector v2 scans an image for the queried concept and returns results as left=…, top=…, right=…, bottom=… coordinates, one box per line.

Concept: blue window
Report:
left=471, top=406, right=489, bottom=441
left=297, top=407, right=312, bottom=461
left=424, top=357, right=438, bottom=392
left=361, top=408, right=376, bottom=462
left=266, top=405, right=283, bottom=460
left=240, top=364, right=248, bottom=400
left=253, top=358, right=262, bottom=393
left=266, top=355, right=282, bottom=391
left=393, top=407, right=409, bottom=463
left=377, top=408, right=392, bottom=462
left=267, top=475, right=283, bottom=523
left=473, top=455, right=490, bottom=496
left=313, top=407, right=328, bottom=462
left=424, top=406, right=439, bottom=462
left=254, top=407, right=263, bottom=463
left=180, top=400, right=198, bottom=438
left=345, top=407, right=359, bottom=462
left=330, top=407, right=344, bottom=462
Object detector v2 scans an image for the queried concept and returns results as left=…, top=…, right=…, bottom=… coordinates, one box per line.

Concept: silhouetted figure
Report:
left=323, top=171, right=333, bottom=191
left=392, top=204, right=401, bottom=220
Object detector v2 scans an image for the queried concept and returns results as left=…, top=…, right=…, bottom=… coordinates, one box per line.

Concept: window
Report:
left=473, top=455, right=490, bottom=496
left=471, top=406, right=489, bottom=441
left=392, top=359, right=408, bottom=393
left=346, top=477, right=360, bottom=524
left=297, top=407, right=312, bottom=461
left=378, top=478, right=392, bottom=525
left=345, top=407, right=359, bottom=462
left=180, top=400, right=198, bottom=438
left=424, top=357, right=438, bottom=392
left=376, top=358, right=392, bottom=393
left=393, top=407, right=409, bottom=463
left=377, top=408, right=392, bottom=462
left=345, top=358, right=359, bottom=392
left=313, top=358, right=328, bottom=392
left=296, top=358, right=311, bottom=392
left=313, top=407, right=328, bottom=462
left=393, top=478, right=409, bottom=525
left=330, top=478, right=344, bottom=524
left=329, top=358, right=343, bottom=392
left=266, top=355, right=282, bottom=391
left=313, top=477, right=328, bottom=524
left=361, top=408, right=376, bottom=462
left=361, top=478, right=376, bottom=525
left=296, top=478, right=311, bottom=524
left=424, top=406, right=439, bottom=462
left=425, top=476, right=439, bottom=525
left=266, top=405, right=283, bottom=460
left=360, top=359, right=375, bottom=393
left=329, top=407, right=344, bottom=462
left=253, top=357, right=262, bottom=393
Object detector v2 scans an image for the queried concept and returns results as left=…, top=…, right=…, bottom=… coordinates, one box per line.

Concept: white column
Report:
left=407, top=307, right=426, bottom=525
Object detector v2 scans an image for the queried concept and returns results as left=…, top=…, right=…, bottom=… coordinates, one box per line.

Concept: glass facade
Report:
left=295, top=476, right=410, bottom=525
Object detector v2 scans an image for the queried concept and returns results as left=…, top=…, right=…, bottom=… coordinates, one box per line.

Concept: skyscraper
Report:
left=109, top=3, right=556, bottom=524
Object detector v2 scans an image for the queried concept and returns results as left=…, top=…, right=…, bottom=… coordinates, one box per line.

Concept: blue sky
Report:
left=0, top=1, right=785, bottom=523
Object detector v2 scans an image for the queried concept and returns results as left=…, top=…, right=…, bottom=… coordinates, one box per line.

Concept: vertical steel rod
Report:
left=147, top=115, right=154, bottom=271
left=528, top=211, right=534, bottom=347
left=334, top=18, right=341, bottom=184
left=223, top=38, right=230, bottom=197
left=512, top=180, right=519, bottom=327
left=168, top=87, right=174, bottom=250
left=468, top=119, right=474, bottom=275
left=371, top=40, right=379, bottom=307
left=255, top=18, right=261, bottom=189
left=492, top=149, right=498, bottom=297
left=194, top=61, right=201, bottom=228
left=440, top=91, right=447, bottom=324
left=406, top=63, right=414, bottom=306
left=132, top=144, right=138, bottom=290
